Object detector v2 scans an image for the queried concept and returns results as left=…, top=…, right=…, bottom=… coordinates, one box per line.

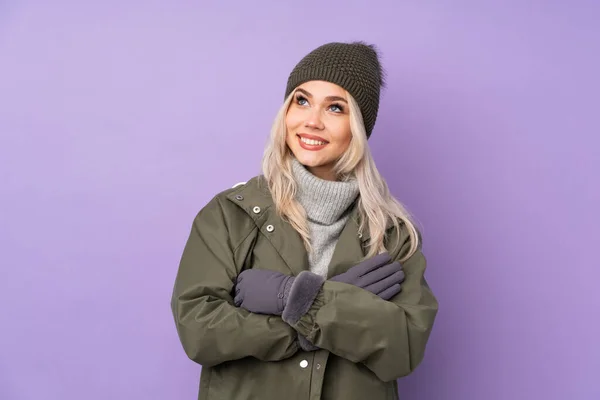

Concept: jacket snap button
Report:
left=266, top=224, right=274, bottom=232
left=253, top=206, right=261, bottom=214
left=300, top=360, right=308, bottom=368
left=316, top=364, right=321, bottom=369
left=235, top=195, right=243, bottom=201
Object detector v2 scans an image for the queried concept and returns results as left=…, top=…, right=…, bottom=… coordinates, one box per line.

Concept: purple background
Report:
left=1, top=1, right=599, bottom=399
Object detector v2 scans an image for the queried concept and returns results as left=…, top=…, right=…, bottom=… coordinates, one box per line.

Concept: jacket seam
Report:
left=215, top=195, right=258, bottom=255
left=233, top=225, right=258, bottom=255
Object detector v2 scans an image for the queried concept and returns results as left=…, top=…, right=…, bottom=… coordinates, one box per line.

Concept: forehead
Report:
left=296, top=80, right=346, bottom=98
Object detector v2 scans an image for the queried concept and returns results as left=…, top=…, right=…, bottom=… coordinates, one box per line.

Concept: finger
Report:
left=364, top=269, right=405, bottom=295
left=383, top=270, right=405, bottom=288
left=361, top=261, right=401, bottom=286
left=234, top=294, right=242, bottom=307
left=364, top=273, right=398, bottom=295
left=237, top=268, right=252, bottom=281
left=396, top=269, right=406, bottom=284
left=357, top=252, right=392, bottom=276
left=378, top=283, right=402, bottom=301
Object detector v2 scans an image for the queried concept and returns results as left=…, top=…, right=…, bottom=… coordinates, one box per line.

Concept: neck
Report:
left=291, top=157, right=360, bottom=225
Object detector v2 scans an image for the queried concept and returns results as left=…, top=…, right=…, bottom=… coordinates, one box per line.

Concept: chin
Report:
left=292, top=151, right=318, bottom=165
left=295, top=154, right=335, bottom=170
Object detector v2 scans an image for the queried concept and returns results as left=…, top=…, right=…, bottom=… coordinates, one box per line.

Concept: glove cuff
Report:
left=282, top=271, right=325, bottom=326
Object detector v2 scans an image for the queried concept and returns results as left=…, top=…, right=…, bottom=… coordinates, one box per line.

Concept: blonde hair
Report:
left=261, top=91, right=421, bottom=262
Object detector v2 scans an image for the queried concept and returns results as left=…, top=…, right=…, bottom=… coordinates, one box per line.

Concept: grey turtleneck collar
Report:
left=291, top=157, right=360, bottom=225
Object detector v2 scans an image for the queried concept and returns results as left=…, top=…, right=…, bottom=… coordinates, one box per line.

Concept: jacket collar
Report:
left=226, top=175, right=275, bottom=222
left=225, top=175, right=394, bottom=277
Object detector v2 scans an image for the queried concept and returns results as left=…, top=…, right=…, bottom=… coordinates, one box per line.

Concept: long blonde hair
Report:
left=261, top=91, right=421, bottom=262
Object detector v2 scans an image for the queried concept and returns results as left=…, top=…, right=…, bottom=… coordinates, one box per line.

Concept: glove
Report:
left=330, top=252, right=405, bottom=300
left=234, top=269, right=294, bottom=315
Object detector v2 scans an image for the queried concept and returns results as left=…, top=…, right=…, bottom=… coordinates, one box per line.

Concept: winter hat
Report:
left=284, top=41, right=385, bottom=139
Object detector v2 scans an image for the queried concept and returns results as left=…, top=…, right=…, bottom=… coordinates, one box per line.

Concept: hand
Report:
left=330, top=252, right=405, bottom=300
left=234, top=269, right=294, bottom=315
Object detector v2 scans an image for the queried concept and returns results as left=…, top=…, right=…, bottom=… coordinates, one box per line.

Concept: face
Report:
left=285, top=80, right=353, bottom=181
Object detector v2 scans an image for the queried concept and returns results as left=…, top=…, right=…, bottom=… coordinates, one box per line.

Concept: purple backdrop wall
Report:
left=1, top=1, right=599, bottom=399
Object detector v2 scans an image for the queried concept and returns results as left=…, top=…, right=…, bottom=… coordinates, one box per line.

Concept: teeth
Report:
left=300, top=137, right=326, bottom=146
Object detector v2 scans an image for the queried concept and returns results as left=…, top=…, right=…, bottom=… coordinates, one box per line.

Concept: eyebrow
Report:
left=295, top=88, right=348, bottom=104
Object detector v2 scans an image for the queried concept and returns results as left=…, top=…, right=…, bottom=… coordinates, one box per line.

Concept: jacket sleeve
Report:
left=171, top=194, right=299, bottom=367
left=282, top=227, right=438, bottom=382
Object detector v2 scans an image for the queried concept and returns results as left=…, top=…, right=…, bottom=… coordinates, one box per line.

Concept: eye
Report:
left=295, top=94, right=308, bottom=106
left=329, top=103, right=344, bottom=113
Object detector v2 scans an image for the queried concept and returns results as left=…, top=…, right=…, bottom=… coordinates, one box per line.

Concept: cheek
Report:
left=332, top=119, right=352, bottom=145
left=285, top=109, right=303, bottom=132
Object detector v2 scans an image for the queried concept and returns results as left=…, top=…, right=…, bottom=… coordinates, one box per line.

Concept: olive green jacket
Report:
left=171, top=175, right=438, bottom=400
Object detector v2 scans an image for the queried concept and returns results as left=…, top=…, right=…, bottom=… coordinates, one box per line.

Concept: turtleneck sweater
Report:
left=291, top=157, right=360, bottom=278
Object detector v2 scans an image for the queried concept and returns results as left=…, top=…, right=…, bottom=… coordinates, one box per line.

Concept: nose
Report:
left=304, top=108, right=324, bottom=130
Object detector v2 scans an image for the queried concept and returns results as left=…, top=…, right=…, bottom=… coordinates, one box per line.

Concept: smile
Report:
left=297, top=135, right=328, bottom=151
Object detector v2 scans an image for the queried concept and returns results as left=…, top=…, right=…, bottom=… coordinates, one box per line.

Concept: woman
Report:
left=171, top=41, right=438, bottom=400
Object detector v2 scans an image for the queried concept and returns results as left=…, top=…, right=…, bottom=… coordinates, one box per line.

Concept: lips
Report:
left=297, top=133, right=329, bottom=143
left=297, top=134, right=328, bottom=151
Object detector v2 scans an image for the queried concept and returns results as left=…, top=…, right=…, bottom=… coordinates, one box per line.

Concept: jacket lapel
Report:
left=266, top=216, right=309, bottom=276
left=326, top=206, right=366, bottom=278
left=328, top=205, right=397, bottom=277
left=226, top=176, right=308, bottom=277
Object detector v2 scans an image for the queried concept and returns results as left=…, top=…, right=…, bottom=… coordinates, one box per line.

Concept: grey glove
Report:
left=330, top=252, right=405, bottom=300
left=234, top=269, right=294, bottom=315
left=235, top=270, right=322, bottom=352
